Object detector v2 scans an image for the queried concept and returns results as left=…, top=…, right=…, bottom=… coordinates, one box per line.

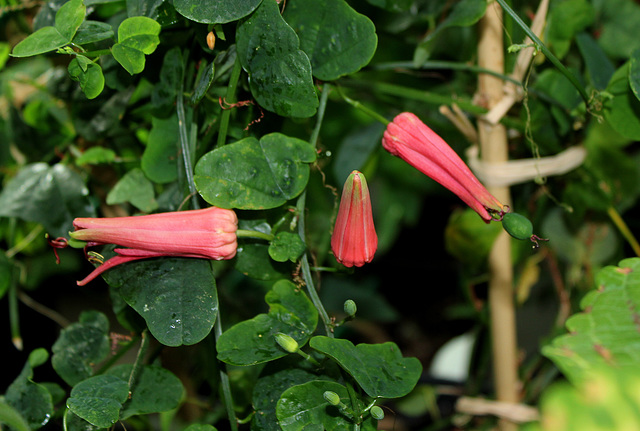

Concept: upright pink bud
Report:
left=331, top=170, right=378, bottom=267
left=70, top=206, right=238, bottom=286
left=382, top=112, right=504, bottom=222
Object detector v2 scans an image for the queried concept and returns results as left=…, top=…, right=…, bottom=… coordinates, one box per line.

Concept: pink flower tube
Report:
left=71, top=206, right=238, bottom=286
left=382, top=112, right=505, bottom=222
left=331, top=170, right=378, bottom=267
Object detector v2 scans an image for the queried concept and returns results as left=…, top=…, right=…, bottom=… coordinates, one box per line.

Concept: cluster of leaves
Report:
left=2, top=0, right=640, bottom=430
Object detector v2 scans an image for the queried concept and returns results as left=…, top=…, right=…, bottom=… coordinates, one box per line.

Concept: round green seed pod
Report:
left=274, top=333, right=299, bottom=353
left=323, top=391, right=341, bottom=406
left=343, top=299, right=357, bottom=317
left=370, top=406, right=384, bottom=420
left=501, top=212, right=533, bottom=240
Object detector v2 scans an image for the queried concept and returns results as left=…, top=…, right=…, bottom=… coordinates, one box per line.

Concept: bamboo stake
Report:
left=476, top=2, right=519, bottom=431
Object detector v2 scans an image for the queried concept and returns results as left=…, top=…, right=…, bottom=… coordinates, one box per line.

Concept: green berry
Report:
left=323, top=391, right=341, bottom=406
left=274, top=333, right=299, bottom=353
left=343, top=299, right=357, bottom=317
left=501, top=212, right=533, bottom=240
left=370, top=405, right=384, bottom=420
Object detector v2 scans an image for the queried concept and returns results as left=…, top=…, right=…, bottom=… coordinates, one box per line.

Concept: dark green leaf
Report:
left=236, top=0, right=318, bottom=117
left=66, top=374, right=129, bottom=428
left=310, top=336, right=422, bottom=398
left=283, top=0, right=377, bottom=80
left=104, top=257, right=218, bottom=347
left=629, top=48, right=640, bottom=102
left=51, top=311, right=111, bottom=386
left=276, top=381, right=357, bottom=430
left=217, top=280, right=318, bottom=365
left=0, top=401, right=31, bottom=431
left=234, top=242, right=291, bottom=280
left=106, top=364, right=184, bottom=418
left=546, top=0, right=594, bottom=59
left=106, top=167, right=158, bottom=213
left=576, top=32, right=615, bottom=90
left=68, top=56, right=105, bottom=99
left=0, top=163, right=95, bottom=238
left=194, top=133, right=316, bottom=209
left=141, top=115, right=180, bottom=183
left=173, top=0, right=261, bottom=24
left=604, top=63, right=640, bottom=140
left=269, top=232, right=306, bottom=263
left=72, top=20, right=114, bottom=45
left=5, top=349, right=54, bottom=430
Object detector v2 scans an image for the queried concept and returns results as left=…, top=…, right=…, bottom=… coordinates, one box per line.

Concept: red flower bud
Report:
left=331, top=171, right=378, bottom=267
left=382, top=112, right=504, bottom=222
left=71, top=206, right=238, bottom=285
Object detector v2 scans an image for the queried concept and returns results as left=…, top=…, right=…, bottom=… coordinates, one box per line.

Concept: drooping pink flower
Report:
left=70, top=206, right=238, bottom=286
left=382, top=112, right=505, bottom=222
left=331, top=170, right=378, bottom=267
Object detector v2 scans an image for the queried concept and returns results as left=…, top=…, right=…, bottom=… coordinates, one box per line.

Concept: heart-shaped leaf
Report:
left=194, top=133, right=316, bottom=209
left=283, top=0, right=377, bottom=81
left=68, top=55, right=105, bottom=99
left=66, top=375, right=129, bottom=428
left=310, top=336, right=422, bottom=398
left=173, top=0, right=261, bottom=24
left=216, top=280, right=318, bottom=365
left=112, top=16, right=161, bottom=75
left=236, top=0, right=318, bottom=117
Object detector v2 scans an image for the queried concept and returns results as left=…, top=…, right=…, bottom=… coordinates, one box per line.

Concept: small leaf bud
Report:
left=343, top=299, right=357, bottom=317
left=274, top=333, right=299, bottom=353
left=323, top=391, right=341, bottom=406
left=370, top=405, right=384, bottom=420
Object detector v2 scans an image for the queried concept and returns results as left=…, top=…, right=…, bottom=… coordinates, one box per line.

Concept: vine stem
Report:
left=477, top=3, right=519, bottom=431
left=494, top=0, right=590, bottom=105
left=297, top=83, right=333, bottom=336
left=216, top=54, right=243, bottom=147
left=607, top=206, right=640, bottom=257
left=127, top=330, right=150, bottom=393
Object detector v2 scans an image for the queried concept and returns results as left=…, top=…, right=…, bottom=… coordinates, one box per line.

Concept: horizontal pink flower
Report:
left=331, top=170, right=378, bottom=267
left=382, top=112, right=504, bottom=222
left=71, top=206, right=238, bottom=285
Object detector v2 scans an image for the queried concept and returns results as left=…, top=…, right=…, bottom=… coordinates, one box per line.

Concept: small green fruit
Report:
left=370, top=405, right=384, bottom=420
left=343, top=299, right=357, bottom=317
left=501, top=212, right=533, bottom=240
left=323, top=391, right=341, bottom=406
left=274, top=333, right=299, bottom=353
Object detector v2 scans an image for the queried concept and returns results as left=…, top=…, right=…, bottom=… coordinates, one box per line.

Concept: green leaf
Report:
left=0, top=163, right=95, bottom=237
left=217, top=280, right=318, bottom=365
left=604, top=62, right=640, bottom=140
left=276, top=381, right=360, bottom=431
left=72, top=20, right=115, bottom=45
left=269, top=232, right=306, bottom=263
left=68, top=55, right=105, bottom=99
left=75, top=146, right=117, bottom=165
left=5, top=349, right=54, bottom=429
left=105, top=364, right=184, bottom=418
left=66, top=374, right=130, bottom=428
left=236, top=0, right=318, bottom=118
left=444, top=208, right=502, bottom=271
left=141, top=115, right=180, bottom=184
left=526, top=367, right=640, bottom=431
left=596, top=0, right=640, bottom=59
left=112, top=16, right=161, bottom=75
left=413, top=0, right=486, bottom=66
left=51, top=311, right=111, bottom=386
left=106, top=167, right=158, bottom=213
left=11, top=0, right=86, bottom=57
left=104, top=257, right=218, bottom=347
left=310, top=336, right=422, bottom=398
left=629, top=48, right=640, bottom=102
left=0, top=401, right=31, bottom=431
left=173, top=0, right=261, bottom=24
left=545, top=0, right=595, bottom=59
left=575, top=32, right=615, bottom=91
left=542, top=258, right=640, bottom=384
left=283, top=0, right=377, bottom=81
left=235, top=242, right=291, bottom=280
left=194, top=133, right=316, bottom=209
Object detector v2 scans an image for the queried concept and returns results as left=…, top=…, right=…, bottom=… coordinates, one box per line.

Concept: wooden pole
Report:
left=477, top=2, right=519, bottom=431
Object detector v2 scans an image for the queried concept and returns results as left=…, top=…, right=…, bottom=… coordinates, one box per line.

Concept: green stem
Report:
left=9, top=267, right=21, bottom=350
left=128, top=330, right=150, bottom=392
left=494, top=0, right=591, bottom=105
left=297, top=83, right=334, bottom=336
left=95, top=335, right=140, bottom=375
left=214, top=306, right=238, bottom=431
left=607, top=206, right=640, bottom=257
left=177, top=50, right=199, bottom=209
left=217, top=54, right=243, bottom=147
left=236, top=229, right=275, bottom=241
left=334, top=85, right=389, bottom=125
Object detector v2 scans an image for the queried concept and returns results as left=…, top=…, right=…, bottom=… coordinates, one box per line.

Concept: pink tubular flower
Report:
left=331, top=170, right=378, bottom=267
left=70, top=206, right=238, bottom=286
left=382, top=112, right=505, bottom=222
